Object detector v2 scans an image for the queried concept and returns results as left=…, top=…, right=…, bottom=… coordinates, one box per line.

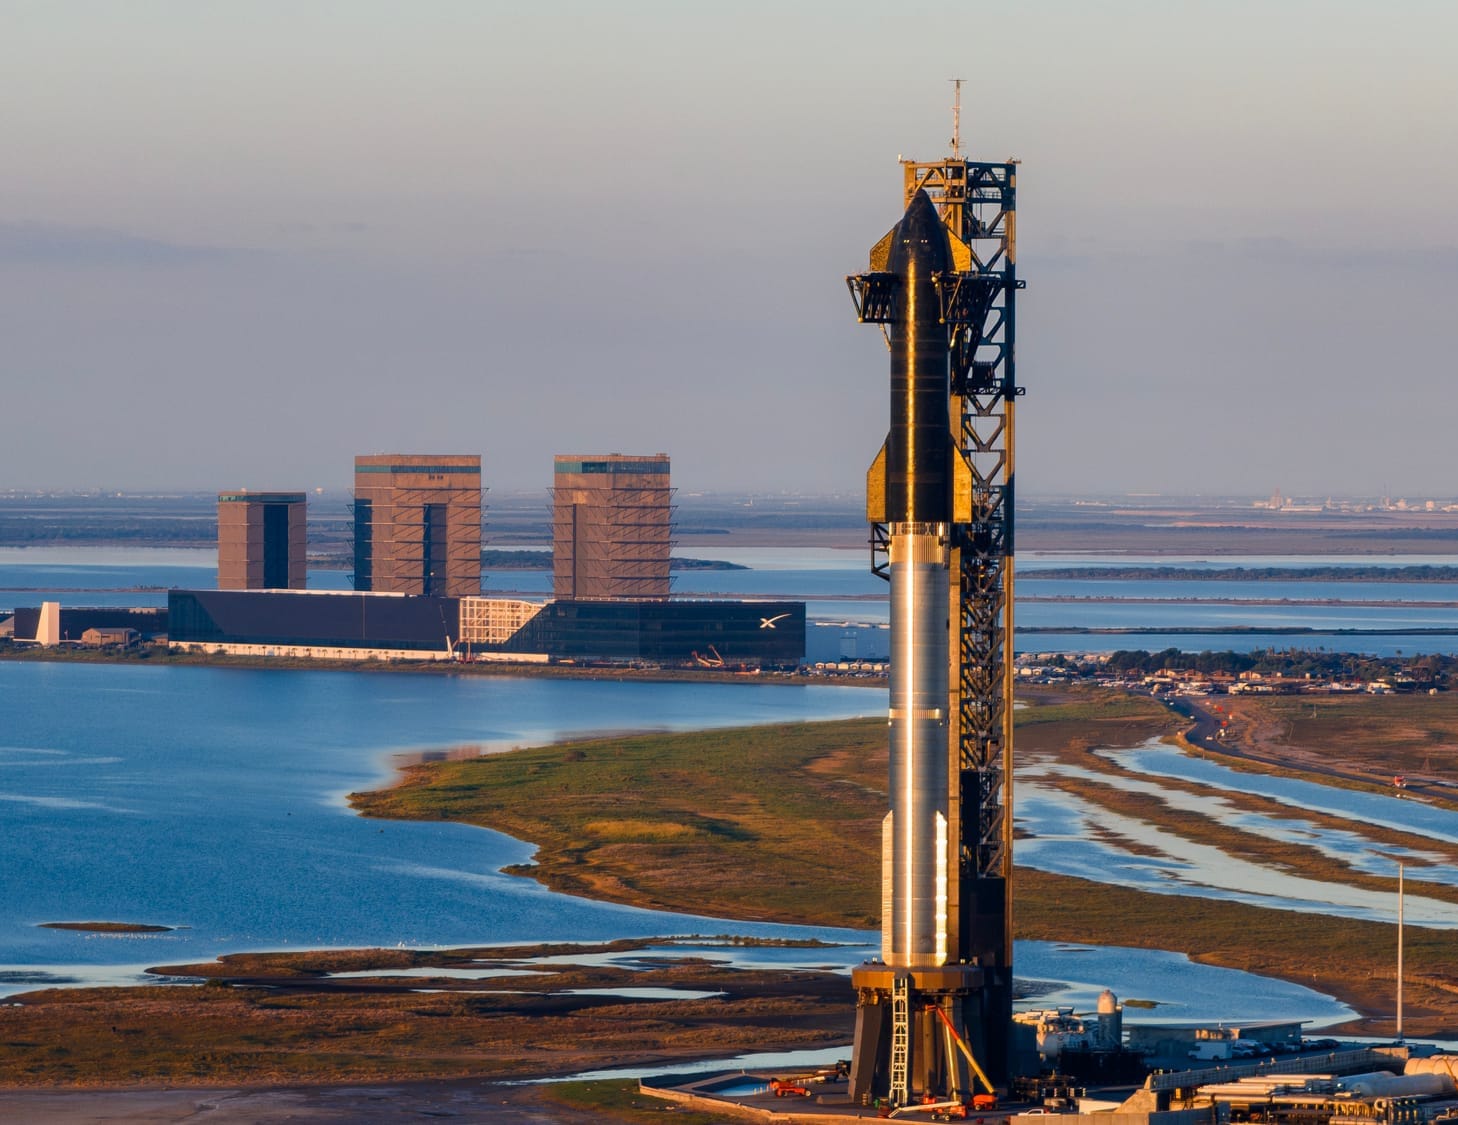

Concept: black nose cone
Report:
left=888, top=189, right=952, bottom=276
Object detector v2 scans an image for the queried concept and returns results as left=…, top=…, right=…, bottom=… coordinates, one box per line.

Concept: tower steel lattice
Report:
left=925, top=156, right=1022, bottom=1082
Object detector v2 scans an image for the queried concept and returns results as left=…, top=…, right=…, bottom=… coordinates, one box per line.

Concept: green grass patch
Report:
left=543, top=1079, right=731, bottom=1123
left=353, top=718, right=888, bottom=927
left=581, top=819, right=702, bottom=842
left=348, top=697, right=1180, bottom=929
left=351, top=689, right=1458, bottom=1036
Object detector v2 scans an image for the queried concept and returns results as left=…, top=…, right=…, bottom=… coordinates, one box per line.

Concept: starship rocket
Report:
left=867, top=188, right=964, bottom=969
left=847, top=184, right=1012, bottom=1106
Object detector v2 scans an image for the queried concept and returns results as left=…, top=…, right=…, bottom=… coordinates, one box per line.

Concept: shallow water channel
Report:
left=1019, top=737, right=1458, bottom=925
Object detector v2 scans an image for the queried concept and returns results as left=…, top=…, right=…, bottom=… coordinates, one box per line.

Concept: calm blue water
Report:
left=1020, top=552, right=1458, bottom=570
left=1026, top=577, right=1458, bottom=603
left=1017, top=781, right=1458, bottom=928
left=9, top=546, right=1458, bottom=655
left=1015, top=942, right=1352, bottom=1025
left=486, top=546, right=883, bottom=604
left=1020, top=632, right=1458, bottom=657
left=0, top=661, right=878, bottom=988
left=0, top=547, right=351, bottom=608
left=0, top=547, right=216, bottom=608
left=1018, top=598, right=1458, bottom=631
left=1115, top=744, right=1458, bottom=845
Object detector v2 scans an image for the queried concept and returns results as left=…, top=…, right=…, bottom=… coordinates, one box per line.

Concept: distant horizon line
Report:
left=4, top=487, right=1458, bottom=506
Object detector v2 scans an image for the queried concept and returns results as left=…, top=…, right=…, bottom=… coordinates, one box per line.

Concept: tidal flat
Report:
left=352, top=685, right=1458, bottom=1040
left=4, top=685, right=1457, bottom=1092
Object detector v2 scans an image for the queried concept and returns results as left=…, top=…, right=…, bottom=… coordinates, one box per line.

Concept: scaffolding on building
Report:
left=352, top=456, right=483, bottom=598
left=458, top=597, right=544, bottom=646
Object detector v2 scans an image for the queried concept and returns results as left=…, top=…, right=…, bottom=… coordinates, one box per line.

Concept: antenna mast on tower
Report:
left=950, top=78, right=964, bottom=158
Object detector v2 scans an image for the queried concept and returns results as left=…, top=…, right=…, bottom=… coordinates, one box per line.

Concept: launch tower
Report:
left=845, top=145, right=1022, bottom=1107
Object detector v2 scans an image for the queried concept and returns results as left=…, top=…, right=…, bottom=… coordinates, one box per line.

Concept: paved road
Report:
left=1160, top=693, right=1433, bottom=798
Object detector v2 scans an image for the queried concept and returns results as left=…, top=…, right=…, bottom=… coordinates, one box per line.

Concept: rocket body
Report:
left=887, top=530, right=949, bottom=965
left=875, top=191, right=957, bottom=969
left=849, top=164, right=1019, bottom=1106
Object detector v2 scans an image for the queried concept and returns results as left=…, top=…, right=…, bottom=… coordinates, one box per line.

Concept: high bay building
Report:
left=217, top=491, right=307, bottom=590
left=553, top=454, right=672, bottom=600
left=353, top=454, right=482, bottom=597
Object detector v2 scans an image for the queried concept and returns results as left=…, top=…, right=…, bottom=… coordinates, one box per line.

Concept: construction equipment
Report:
left=888, top=1099, right=970, bottom=1119
left=881, top=1008, right=997, bottom=1119
left=931, top=1003, right=996, bottom=1097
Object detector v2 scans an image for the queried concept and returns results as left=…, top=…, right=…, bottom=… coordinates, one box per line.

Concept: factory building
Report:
left=166, top=589, right=804, bottom=668
left=169, top=589, right=464, bottom=658
left=552, top=454, right=672, bottom=600
left=353, top=454, right=481, bottom=597
left=499, top=599, right=804, bottom=665
left=217, top=491, right=307, bottom=590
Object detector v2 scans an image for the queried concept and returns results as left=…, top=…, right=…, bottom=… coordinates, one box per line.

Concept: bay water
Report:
left=1, top=661, right=879, bottom=990
left=7, top=545, right=1458, bottom=655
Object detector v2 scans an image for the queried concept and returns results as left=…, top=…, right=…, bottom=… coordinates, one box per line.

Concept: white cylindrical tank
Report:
left=1405, top=1056, right=1458, bottom=1082
left=1339, top=1071, right=1455, bottom=1098
left=1095, top=989, right=1122, bottom=1050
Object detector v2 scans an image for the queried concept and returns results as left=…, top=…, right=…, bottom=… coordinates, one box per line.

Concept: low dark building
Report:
left=499, top=599, right=804, bottom=667
left=169, top=590, right=458, bottom=654
left=166, top=590, right=804, bottom=667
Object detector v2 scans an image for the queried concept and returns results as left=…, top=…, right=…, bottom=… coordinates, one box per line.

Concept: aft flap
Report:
left=869, top=227, right=897, bottom=272
left=867, top=438, right=889, bottom=523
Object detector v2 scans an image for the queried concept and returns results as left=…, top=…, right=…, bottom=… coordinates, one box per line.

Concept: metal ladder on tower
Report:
left=890, top=975, right=910, bottom=1106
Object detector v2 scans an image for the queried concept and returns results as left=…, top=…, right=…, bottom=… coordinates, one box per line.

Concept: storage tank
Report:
left=1338, top=1071, right=1455, bottom=1098
left=1095, top=989, right=1123, bottom=1050
left=1405, top=1056, right=1458, bottom=1082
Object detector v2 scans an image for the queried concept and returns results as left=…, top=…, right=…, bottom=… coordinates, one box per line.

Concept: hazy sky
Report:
left=3, top=1, right=1455, bottom=497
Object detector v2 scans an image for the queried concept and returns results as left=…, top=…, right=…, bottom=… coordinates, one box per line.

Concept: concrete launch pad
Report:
left=640, top=1069, right=1193, bottom=1124
left=641, top=1068, right=960, bottom=1121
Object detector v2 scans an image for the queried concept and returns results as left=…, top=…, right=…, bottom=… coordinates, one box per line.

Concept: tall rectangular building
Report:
left=217, top=491, right=307, bottom=590
left=552, top=454, right=672, bottom=600
left=353, top=454, right=482, bottom=597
